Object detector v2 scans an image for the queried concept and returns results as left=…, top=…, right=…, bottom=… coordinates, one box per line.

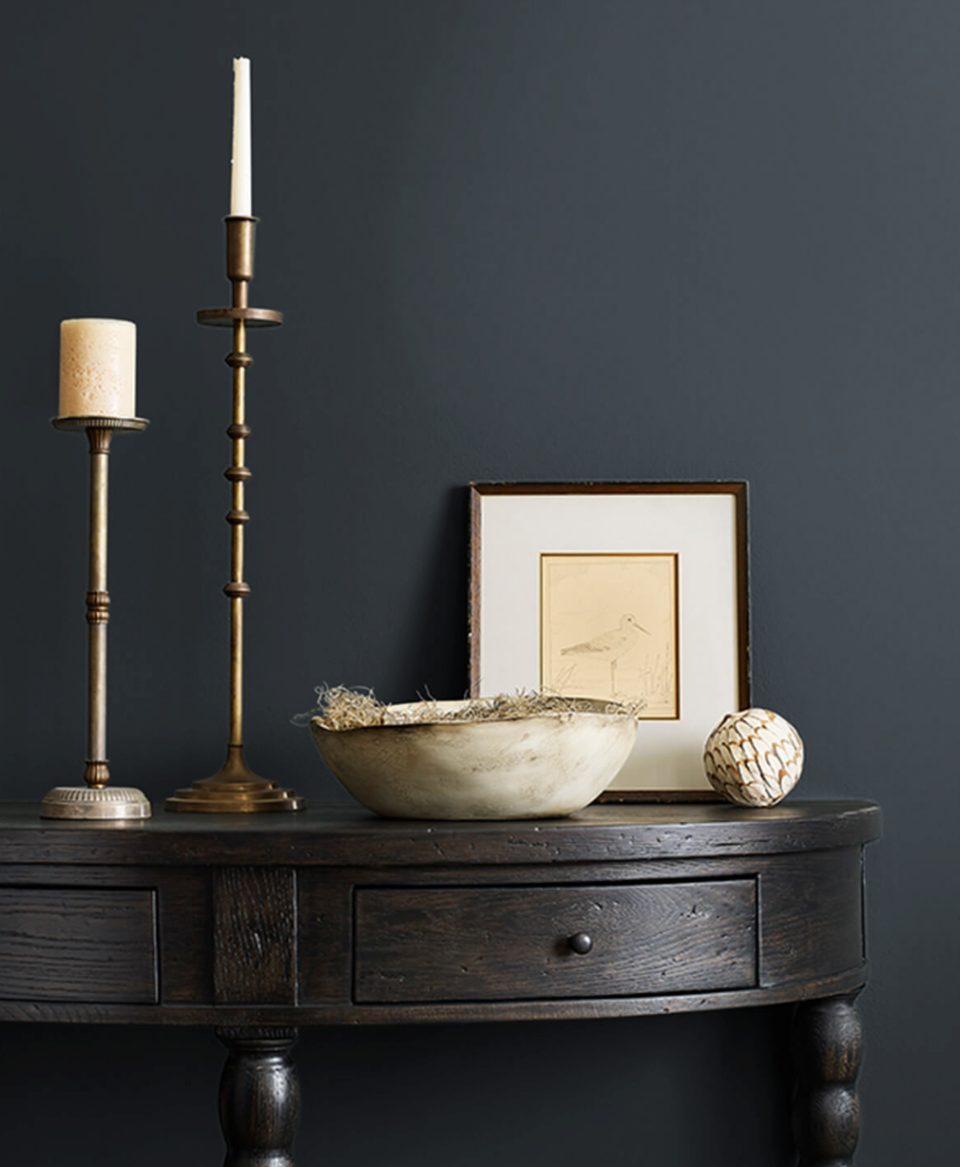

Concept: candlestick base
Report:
left=165, top=745, right=305, bottom=813
left=40, top=785, right=152, bottom=820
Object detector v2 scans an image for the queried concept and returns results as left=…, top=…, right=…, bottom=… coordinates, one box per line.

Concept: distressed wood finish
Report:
left=158, top=869, right=214, bottom=1004
left=214, top=867, right=297, bottom=1005
left=758, top=849, right=864, bottom=989
left=355, top=880, right=757, bottom=1002
left=0, top=887, right=157, bottom=1003
left=297, top=870, right=353, bottom=1006
left=0, top=803, right=881, bottom=1026
left=0, top=800, right=879, bottom=1166
left=792, top=992, right=864, bottom=1166
left=218, top=1028, right=300, bottom=1167
left=0, top=800, right=880, bottom=866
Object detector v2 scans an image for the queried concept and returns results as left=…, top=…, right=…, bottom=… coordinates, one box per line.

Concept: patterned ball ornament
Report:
left=703, top=709, right=804, bottom=807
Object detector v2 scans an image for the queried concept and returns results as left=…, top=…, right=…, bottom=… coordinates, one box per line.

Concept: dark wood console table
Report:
left=0, top=799, right=880, bottom=1166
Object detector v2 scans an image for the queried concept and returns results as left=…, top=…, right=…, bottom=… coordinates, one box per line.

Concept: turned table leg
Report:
left=217, top=1027, right=300, bottom=1167
left=792, top=992, right=864, bottom=1166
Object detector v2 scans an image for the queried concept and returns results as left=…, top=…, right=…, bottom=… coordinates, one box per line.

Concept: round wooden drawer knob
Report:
left=568, top=932, right=593, bottom=955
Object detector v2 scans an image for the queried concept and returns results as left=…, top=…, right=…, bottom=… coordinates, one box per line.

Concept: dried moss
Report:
left=309, top=685, right=645, bottom=731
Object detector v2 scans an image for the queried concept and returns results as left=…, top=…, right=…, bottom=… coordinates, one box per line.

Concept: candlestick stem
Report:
left=87, top=427, right=111, bottom=783
left=166, top=216, right=304, bottom=813
left=228, top=310, right=247, bottom=753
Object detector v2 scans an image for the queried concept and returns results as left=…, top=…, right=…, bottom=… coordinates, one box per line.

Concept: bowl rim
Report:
left=310, top=696, right=640, bottom=735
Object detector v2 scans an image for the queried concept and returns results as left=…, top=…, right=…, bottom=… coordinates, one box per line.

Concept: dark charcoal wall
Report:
left=1, top=3, right=956, bottom=1164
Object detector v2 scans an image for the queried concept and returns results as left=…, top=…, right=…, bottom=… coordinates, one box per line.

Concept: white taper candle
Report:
left=230, top=57, right=252, bottom=217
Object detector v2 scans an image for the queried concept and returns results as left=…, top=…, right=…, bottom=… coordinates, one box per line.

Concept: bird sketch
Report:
left=561, top=613, right=649, bottom=697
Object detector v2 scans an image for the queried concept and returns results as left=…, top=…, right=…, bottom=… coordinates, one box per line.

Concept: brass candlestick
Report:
left=166, top=216, right=304, bottom=812
left=41, top=416, right=151, bottom=820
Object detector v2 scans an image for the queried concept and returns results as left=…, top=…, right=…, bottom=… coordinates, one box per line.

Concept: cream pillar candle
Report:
left=59, top=319, right=136, bottom=419
left=230, top=57, right=252, bottom=217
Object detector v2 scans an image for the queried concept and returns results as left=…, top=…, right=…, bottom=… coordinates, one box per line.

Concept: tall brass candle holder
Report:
left=41, top=416, right=151, bottom=820
left=166, top=216, right=304, bottom=812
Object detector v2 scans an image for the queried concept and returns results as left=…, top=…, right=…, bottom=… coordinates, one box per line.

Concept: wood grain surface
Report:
left=793, top=991, right=864, bottom=1165
left=0, top=801, right=881, bottom=867
left=217, top=1028, right=300, bottom=1167
left=0, top=887, right=157, bottom=1003
left=214, top=867, right=297, bottom=1005
left=355, top=880, right=756, bottom=1002
left=0, top=800, right=880, bottom=1029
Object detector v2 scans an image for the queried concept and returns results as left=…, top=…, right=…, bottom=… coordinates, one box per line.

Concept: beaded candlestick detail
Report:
left=166, top=217, right=304, bottom=812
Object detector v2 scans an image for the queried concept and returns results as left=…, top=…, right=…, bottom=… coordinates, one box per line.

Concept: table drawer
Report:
left=354, top=880, right=757, bottom=1003
left=0, top=888, right=158, bottom=1003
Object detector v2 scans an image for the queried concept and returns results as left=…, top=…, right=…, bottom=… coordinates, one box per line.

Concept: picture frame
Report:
left=469, top=482, right=750, bottom=801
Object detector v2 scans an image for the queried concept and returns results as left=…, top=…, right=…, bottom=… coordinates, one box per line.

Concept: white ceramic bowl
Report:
left=310, top=698, right=638, bottom=820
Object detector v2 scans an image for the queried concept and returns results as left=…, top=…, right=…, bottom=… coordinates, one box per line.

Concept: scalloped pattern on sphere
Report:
left=703, top=708, right=803, bottom=807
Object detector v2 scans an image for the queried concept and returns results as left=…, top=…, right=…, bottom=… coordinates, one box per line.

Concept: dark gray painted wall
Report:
left=1, top=2, right=955, bottom=1163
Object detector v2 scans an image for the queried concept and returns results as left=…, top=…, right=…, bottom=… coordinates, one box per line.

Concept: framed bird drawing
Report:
left=469, top=482, right=750, bottom=800
left=541, top=554, right=678, bottom=716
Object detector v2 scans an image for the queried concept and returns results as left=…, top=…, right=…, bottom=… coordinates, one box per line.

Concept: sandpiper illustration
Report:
left=561, top=613, right=649, bottom=696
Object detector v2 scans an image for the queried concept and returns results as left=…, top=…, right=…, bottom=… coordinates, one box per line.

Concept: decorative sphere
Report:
left=703, top=709, right=804, bottom=807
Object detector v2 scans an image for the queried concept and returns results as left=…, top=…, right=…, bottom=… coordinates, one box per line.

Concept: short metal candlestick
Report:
left=41, top=416, right=151, bottom=820
left=166, top=216, right=304, bottom=813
